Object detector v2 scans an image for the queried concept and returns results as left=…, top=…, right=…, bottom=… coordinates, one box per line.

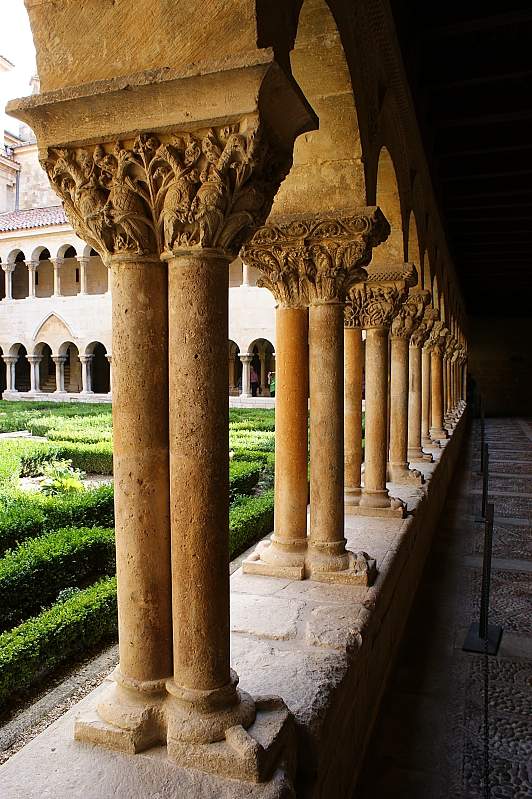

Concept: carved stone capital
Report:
left=25, top=260, right=39, bottom=273
left=2, top=263, right=15, bottom=274
left=242, top=208, right=389, bottom=307
left=410, top=305, right=439, bottom=347
left=347, top=262, right=417, bottom=330
left=390, top=289, right=430, bottom=340
left=42, top=120, right=293, bottom=261
left=425, top=321, right=449, bottom=356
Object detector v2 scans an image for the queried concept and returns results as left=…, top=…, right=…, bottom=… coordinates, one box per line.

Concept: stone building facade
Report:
left=0, top=134, right=276, bottom=401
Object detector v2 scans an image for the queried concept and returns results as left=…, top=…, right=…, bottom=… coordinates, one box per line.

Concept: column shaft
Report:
left=168, top=253, right=230, bottom=693
left=344, top=327, right=363, bottom=504
left=4, top=267, right=13, bottom=300
left=272, top=307, right=308, bottom=555
left=360, top=327, right=390, bottom=506
left=421, top=347, right=431, bottom=447
left=388, top=336, right=410, bottom=479
left=111, top=257, right=172, bottom=685
left=308, top=302, right=344, bottom=549
left=240, top=355, right=251, bottom=397
left=407, top=344, right=423, bottom=459
left=430, top=350, right=447, bottom=439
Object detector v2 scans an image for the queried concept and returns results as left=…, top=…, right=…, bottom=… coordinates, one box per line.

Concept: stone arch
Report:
left=270, top=0, right=366, bottom=218
left=58, top=341, right=82, bottom=393
left=32, top=312, right=75, bottom=350
left=406, top=210, right=423, bottom=287
left=56, top=243, right=77, bottom=258
left=248, top=337, right=276, bottom=397
left=85, top=341, right=110, bottom=393
left=371, top=146, right=405, bottom=266
left=7, top=248, right=25, bottom=265
left=228, top=340, right=241, bottom=395
left=12, top=251, right=28, bottom=300
left=0, top=345, right=5, bottom=394
left=34, top=247, right=54, bottom=298
left=10, top=343, right=30, bottom=392
left=33, top=342, right=56, bottom=392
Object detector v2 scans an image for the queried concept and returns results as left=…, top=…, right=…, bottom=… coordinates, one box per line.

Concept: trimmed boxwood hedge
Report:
left=0, top=526, right=115, bottom=631
left=0, top=576, right=118, bottom=708
left=0, top=485, right=114, bottom=555
left=229, top=460, right=263, bottom=499
left=19, top=440, right=113, bottom=476
left=229, top=489, right=274, bottom=557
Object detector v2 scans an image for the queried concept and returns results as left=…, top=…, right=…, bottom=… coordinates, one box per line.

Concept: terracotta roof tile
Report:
left=0, top=206, right=67, bottom=232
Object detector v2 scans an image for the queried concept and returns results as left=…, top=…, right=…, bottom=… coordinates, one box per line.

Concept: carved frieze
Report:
left=41, top=122, right=292, bottom=259
left=242, top=209, right=390, bottom=307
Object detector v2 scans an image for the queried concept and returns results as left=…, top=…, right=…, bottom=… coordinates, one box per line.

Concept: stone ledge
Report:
left=0, top=411, right=467, bottom=798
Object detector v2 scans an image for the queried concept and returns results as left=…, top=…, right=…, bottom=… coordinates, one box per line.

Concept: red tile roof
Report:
left=0, top=206, right=67, bottom=232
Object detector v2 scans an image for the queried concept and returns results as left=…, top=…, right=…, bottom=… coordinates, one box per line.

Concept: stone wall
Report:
left=15, top=144, right=58, bottom=211
left=469, top=316, right=532, bottom=416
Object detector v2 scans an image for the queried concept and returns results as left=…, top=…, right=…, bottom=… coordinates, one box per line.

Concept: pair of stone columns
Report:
left=1, top=263, right=15, bottom=300
left=243, top=212, right=397, bottom=579
left=16, top=59, right=318, bottom=781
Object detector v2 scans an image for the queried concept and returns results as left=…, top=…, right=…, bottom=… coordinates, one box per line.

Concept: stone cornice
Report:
left=242, top=208, right=389, bottom=307
left=390, top=288, right=430, bottom=340
left=346, top=261, right=417, bottom=330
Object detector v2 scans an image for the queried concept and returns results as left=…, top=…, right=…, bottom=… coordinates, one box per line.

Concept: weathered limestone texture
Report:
left=427, top=321, right=449, bottom=442
left=409, top=306, right=438, bottom=461
left=8, top=52, right=318, bottom=786
left=0, top=410, right=468, bottom=799
left=350, top=263, right=417, bottom=517
left=241, top=210, right=389, bottom=584
left=343, top=312, right=364, bottom=505
left=388, top=289, right=429, bottom=484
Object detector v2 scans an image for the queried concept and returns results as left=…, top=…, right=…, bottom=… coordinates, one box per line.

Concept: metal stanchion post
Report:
left=463, top=503, right=503, bottom=655
left=476, top=443, right=489, bottom=523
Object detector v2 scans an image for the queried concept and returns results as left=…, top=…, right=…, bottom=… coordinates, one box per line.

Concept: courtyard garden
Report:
left=0, top=401, right=276, bottom=711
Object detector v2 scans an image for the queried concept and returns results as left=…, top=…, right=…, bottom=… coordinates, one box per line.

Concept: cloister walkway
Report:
left=355, top=418, right=532, bottom=799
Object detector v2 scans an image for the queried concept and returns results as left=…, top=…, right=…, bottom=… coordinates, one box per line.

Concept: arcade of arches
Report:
left=0, top=1, right=527, bottom=798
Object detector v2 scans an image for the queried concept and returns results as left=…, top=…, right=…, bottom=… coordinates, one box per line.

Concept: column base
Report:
left=430, top=427, right=448, bottom=441
left=243, top=538, right=306, bottom=580
left=388, top=463, right=424, bottom=487
left=74, top=669, right=167, bottom=754
left=305, top=545, right=377, bottom=585
left=344, top=485, right=362, bottom=506
left=352, top=489, right=405, bottom=518
left=167, top=696, right=295, bottom=783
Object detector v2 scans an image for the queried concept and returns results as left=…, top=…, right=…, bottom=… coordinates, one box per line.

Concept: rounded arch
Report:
left=85, top=341, right=110, bottom=393
left=33, top=342, right=56, bottom=392
left=10, top=343, right=30, bottom=392
left=58, top=342, right=82, bottom=393
left=30, top=245, right=51, bottom=262
left=56, top=243, right=77, bottom=258
left=371, top=146, right=404, bottom=265
left=271, top=0, right=366, bottom=218
left=247, top=337, right=276, bottom=397
left=228, top=339, right=241, bottom=396
left=7, top=248, right=25, bottom=265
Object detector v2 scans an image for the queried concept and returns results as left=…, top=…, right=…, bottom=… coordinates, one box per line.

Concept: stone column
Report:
left=79, top=354, right=94, bottom=393
left=27, top=355, right=41, bottom=392
left=239, top=353, right=252, bottom=397
left=3, top=356, right=17, bottom=391
left=228, top=352, right=236, bottom=393
left=243, top=304, right=309, bottom=579
left=2, top=264, right=14, bottom=300
left=427, top=322, right=449, bottom=441
left=15, top=60, right=318, bottom=779
left=52, top=355, right=66, bottom=393
left=388, top=290, right=428, bottom=485
left=352, top=264, right=417, bottom=517
left=106, top=354, right=112, bottom=394
left=27, top=261, right=38, bottom=298
left=343, top=309, right=364, bottom=506
left=259, top=350, right=267, bottom=395
left=77, top=256, right=89, bottom=294
left=242, top=261, right=250, bottom=286
left=52, top=258, right=63, bottom=296
left=242, top=211, right=389, bottom=584
left=408, top=306, right=438, bottom=461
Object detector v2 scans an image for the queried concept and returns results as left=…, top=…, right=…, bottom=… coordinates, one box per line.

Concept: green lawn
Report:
left=0, top=400, right=276, bottom=709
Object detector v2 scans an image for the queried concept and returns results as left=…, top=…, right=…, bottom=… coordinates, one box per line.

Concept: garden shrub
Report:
left=0, top=526, right=115, bottom=631
left=229, top=490, right=274, bottom=557
left=0, top=485, right=115, bottom=555
left=229, top=460, right=263, bottom=498
left=0, top=576, right=118, bottom=708
left=20, top=441, right=113, bottom=476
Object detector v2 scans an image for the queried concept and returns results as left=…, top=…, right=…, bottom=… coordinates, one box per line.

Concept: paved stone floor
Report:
left=355, top=417, right=532, bottom=799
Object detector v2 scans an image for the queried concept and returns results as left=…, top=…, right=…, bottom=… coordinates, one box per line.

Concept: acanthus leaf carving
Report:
left=410, top=305, right=439, bottom=347
left=41, top=120, right=293, bottom=260
left=425, top=321, right=449, bottom=356
left=242, top=209, right=390, bottom=307
left=390, top=289, right=430, bottom=340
